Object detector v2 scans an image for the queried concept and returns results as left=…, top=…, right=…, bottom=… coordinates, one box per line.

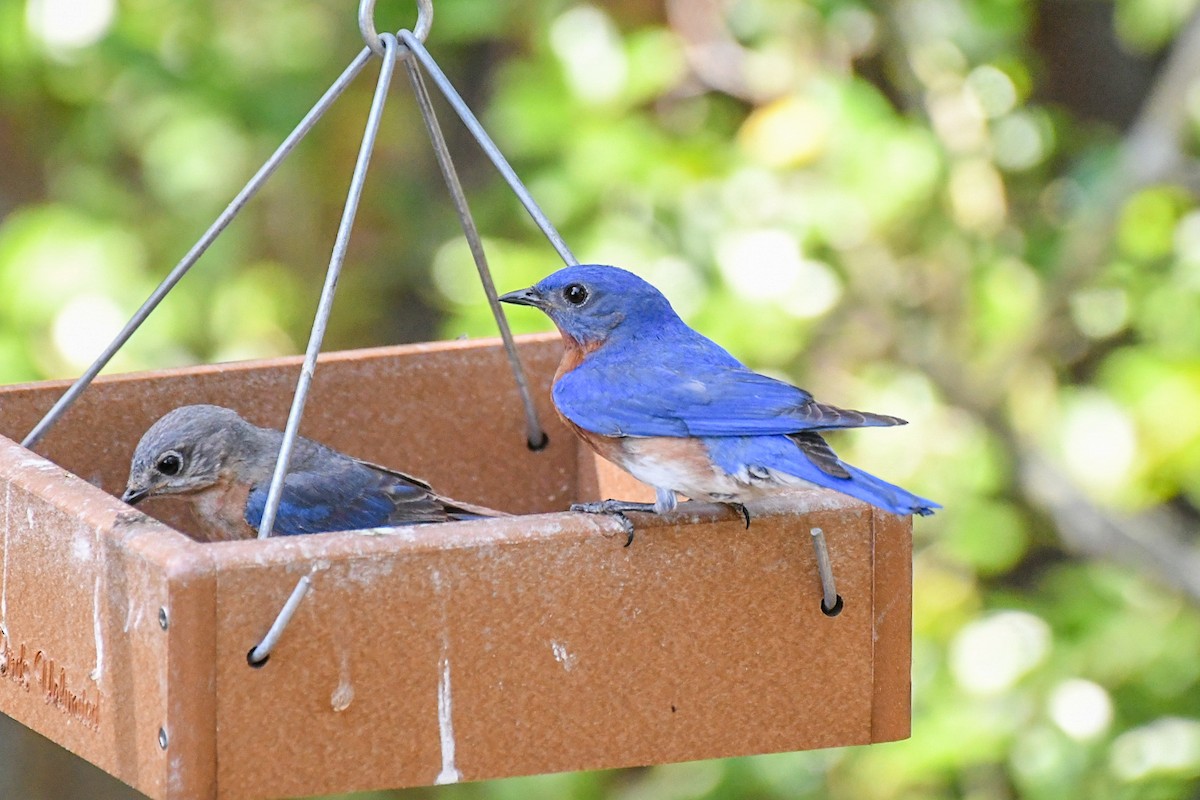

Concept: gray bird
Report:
left=122, top=404, right=504, bottom=541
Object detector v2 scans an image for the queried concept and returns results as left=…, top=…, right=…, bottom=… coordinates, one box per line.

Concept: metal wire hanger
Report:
left=22, top=0, right=579, bottom=543
left=18, top=0, right=850, bottom=665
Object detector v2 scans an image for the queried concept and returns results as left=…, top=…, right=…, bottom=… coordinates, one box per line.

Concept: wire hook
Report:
left=402, top=58, right=548, bottom=450
left=256, top=32, right=400, bottom=538
left=247, top=573, right=314, bottom=666
left=360, top=0, right=433, bottom=57
left=810, top=527, right=843, bottom=616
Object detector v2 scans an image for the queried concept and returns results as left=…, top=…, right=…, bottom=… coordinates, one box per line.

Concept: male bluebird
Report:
left=122, top=404, right=503, bottom=541
left=500, top=265, right=939, bottom=537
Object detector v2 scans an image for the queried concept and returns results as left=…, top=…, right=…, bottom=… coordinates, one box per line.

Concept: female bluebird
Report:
left=500, top=265, right=938, bottom=535
left=122, top=404, right=504, bottom=541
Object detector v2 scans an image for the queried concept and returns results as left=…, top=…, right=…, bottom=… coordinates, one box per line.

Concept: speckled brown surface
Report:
left=0, top=334, right=911, bottom=799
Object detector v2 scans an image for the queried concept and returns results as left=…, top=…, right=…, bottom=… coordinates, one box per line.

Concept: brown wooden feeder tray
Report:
left=0, top=333, right=911, bottom=799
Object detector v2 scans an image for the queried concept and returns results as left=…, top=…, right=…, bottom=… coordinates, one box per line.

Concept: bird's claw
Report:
left=571, top=500, right=656, bottom=546
left=615, top=513, right=636, bottom=546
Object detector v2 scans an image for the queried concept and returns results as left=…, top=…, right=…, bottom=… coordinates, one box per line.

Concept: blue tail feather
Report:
left=707, top=435, right=940, bottom=517
left=824, top=461, right=940, bottom=516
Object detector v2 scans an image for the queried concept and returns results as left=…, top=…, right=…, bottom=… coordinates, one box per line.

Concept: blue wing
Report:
left=244, top=460, right=461, bottom=536
left=554, top=334, right=905, bottom=438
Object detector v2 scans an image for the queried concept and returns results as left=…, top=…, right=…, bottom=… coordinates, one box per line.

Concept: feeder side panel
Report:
left=0, top=335, right=572, bottom=539
left=203, top=499, right=878, bottom=799
left=0, top=436, right=191, bottom=799
left=870, top=506, right=913, bottom=743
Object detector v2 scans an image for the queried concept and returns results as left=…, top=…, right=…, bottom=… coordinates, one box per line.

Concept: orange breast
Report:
left=623, top=436, right=715, bottom=471
left=553, top=332, right=603, bottom=384
left=190, top=478, right=255, bottom=542
left=567, top=418, right=630, bottom=464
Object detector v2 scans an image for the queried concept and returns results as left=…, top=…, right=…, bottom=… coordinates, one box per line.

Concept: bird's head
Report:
left=122, top=404, right=248, bottom=505
left=499, top=264, right=680, bottom=346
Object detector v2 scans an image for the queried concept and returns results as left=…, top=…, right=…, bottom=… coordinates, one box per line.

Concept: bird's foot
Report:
left=571, top=500, right=658, bottom=547
left=681, top=498, right=751, bottom=528
left=725, top=502, right=751, bottom=529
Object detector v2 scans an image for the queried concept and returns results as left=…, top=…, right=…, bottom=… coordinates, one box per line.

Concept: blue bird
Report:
left=500, top=265, right=939, bottom=537
left=122, top=404, right=504, bottom=541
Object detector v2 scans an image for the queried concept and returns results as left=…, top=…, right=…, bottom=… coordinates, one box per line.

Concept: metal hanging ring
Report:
left=360, top=0, right=433, bottom=58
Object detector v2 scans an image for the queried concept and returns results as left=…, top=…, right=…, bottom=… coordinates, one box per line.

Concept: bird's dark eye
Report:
left=156, top=453, right=182, bottom=476
left=563, top=283, right=588, bottom=305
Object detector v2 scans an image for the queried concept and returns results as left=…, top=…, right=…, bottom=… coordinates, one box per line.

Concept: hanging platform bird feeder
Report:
left=0, top=2, right=913, bottom=798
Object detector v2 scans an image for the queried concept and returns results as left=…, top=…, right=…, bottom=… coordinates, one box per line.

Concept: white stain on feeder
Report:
left=73, top=530, right=92, bottom=562
left=435, top=656, right=460, bottom=785
left=331, top=650, right=354, bottom=712
left=431, top=567, right=460, bottom=785
left=122, top=599, right=143, bottom=634
left=90, top=573, right=104, bottom=680
left=551, top=640, right=577, bottom=671
left=1, top=486, right=9, bottom=639
left=18, top=457, right=57, bottom=474
left=168, top=752, right=184, bottom=796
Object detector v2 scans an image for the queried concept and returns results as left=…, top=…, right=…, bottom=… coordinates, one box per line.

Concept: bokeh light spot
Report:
left=1069, top=287, right=1129, bottom=339
left=950, top=611, right=1051, bottom=694
left=51, top=294, right=124, bottom=370
left=1111, top=717, right=1200, bottom=781
left=1049, top=679, right=1113, bottom=741
left=26, top=0, right=114, bottom=53
left=993, top=111, right=1048, bottom=171
left=948, top=159, right=1007, bottom=232
left=715, top=229, right=841, bottom=318
left=1060, top=393, right=1137, bottom=494
left=550, top=5, right=627, bottom=105
left=966, top=65, right=1017, bottom=118
left=739, top=96, right=830, bottom=168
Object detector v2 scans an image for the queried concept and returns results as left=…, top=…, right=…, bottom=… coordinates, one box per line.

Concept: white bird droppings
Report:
left=551, top=640, right=577, bottom=671
left=435, top=656, right=460, bottom=785
left=331, top=651, right=354, bottom=712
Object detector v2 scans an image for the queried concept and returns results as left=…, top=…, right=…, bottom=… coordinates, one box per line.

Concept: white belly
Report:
left=611, top=437, right=784, bottom=503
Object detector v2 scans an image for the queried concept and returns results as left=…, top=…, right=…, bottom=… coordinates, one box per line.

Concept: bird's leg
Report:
left=570, top=499, right=659, bottom=547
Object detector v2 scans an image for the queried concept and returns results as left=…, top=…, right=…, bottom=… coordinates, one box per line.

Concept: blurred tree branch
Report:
left=1050, top=7, right=1200, bottom=306
left=1019, top=450, right=1200, bottom=600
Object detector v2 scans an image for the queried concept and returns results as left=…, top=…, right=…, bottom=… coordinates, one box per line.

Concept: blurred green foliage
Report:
left=3, top=0, right=1200, bottom=798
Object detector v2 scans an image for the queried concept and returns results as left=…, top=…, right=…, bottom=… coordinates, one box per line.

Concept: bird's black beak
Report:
left=498, top=286, right=546, bottom=309
left=121, top=486, right=149, bottom=506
